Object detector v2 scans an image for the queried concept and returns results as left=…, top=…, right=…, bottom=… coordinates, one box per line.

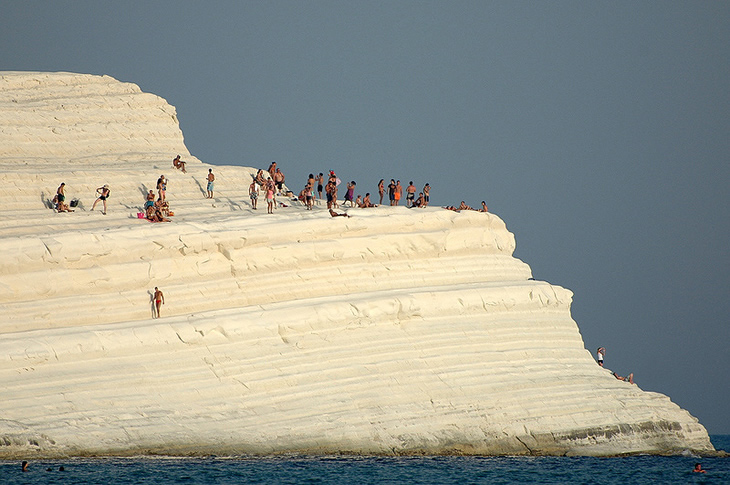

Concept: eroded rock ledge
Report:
left=0, top=72, right=715, bottom=458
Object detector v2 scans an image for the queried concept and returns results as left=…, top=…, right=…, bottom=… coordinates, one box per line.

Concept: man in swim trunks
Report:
left=206, top=169, right=215, bottom=198
left=394, top=180, right=402, bottom=206
left=274, top=168, right=285, bottom=194
left=249, top=180, right=258, bottom=209
left=423, top=183, right=430, bottom=207
left=56, top=183, right=66, bottom=208
left=91, top=184, right=110, bottom=214
left=316, top=173, right=324, bottom=199
left=406, top=181, right=416, bottom=207
left=387, top=179, right=396, bottom=206
left=153, top=287, right=165, bottom=318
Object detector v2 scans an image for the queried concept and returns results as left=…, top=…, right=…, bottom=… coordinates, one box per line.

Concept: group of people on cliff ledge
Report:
left=50, top=156, right=495, bottom=219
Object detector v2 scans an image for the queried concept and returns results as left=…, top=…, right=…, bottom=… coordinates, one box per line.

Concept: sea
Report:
left=2, top=436, right=727, bottom=485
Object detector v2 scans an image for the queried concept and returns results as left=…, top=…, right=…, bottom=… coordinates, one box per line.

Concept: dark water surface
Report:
left=3, top=436, right=727, bottom=484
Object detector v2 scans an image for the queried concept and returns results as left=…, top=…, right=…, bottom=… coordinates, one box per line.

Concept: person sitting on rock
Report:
left=158, top=199, right=170, bottom=217
left=361, top=193, right=376, bottom=208
left=155, top=207, right=171, bottom=222
left=172, top=155, right=187, bottom=173
left=413, top=192, right=424, bottom=208
left=254, top=169, right=266, bottom=187
left=145, top=205, right=156, bottom=221
left=457, top=201, right=474, bottom=211
left=144, top=190, right=155, bottom=210
left=56, top=198, right=74, bottom=213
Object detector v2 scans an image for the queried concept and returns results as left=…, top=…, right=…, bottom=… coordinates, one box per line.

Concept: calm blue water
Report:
left=3, top=436, right=727, bottom=484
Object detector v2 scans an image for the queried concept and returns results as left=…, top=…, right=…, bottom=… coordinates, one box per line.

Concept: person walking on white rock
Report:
left=91, top=184, right=110, bottom=214
left=153, top=287, right=165, bottom=318
left=206, top=169, right=215, bottom=198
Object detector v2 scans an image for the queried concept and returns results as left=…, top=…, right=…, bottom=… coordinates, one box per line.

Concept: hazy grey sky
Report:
left=2, top=1, right=728, bottom=434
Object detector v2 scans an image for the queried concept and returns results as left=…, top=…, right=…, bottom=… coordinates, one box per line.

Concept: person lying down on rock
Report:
left=329, top=208, right=350, bottom=218
left=613, top=371, right=634, bottom=384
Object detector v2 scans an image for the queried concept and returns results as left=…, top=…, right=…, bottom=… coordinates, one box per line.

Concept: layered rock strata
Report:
left=0, top=72, right=714, bottom=457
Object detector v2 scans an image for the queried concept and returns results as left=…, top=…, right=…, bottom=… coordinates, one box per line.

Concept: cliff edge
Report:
left=0, top=72, right=714, bottom=457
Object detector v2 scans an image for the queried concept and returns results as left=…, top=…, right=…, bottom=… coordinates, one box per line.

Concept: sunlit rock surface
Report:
left=0, top=72, right=714, bottom=458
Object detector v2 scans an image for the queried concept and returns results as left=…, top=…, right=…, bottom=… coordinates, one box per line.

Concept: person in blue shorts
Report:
left=206, top=169, right=215, bottom=198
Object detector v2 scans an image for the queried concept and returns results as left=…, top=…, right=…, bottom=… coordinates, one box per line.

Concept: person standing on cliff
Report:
left=406, top=181, right=416, bottom=207
left=249, top=179, right=259, bottom=210
left=387, top=179, right=396, bottom=206
left=597, top=347, right=605, bottom=367
left=423, top=183, right=430, bottom=207
left=266, top=179, right=275, bottom=214
left=206, top=169, right=215, bottom=199
left=274, top=168, right=285, bottom=195
left=157, top=175, right=166, bottom=202
left=316, top=173, right=324, bottom=200
left=55, top=182, right=69, bottom=211
left=153, top=287, right=165, bottom=318
left=91, top=184, right=110, bottom=214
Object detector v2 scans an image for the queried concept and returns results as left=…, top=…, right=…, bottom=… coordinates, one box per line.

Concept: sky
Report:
left=2, top=1, right=728, bottom=435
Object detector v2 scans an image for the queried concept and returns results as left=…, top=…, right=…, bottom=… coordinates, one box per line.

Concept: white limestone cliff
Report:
left=0, top=72, right=714, bottom=458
